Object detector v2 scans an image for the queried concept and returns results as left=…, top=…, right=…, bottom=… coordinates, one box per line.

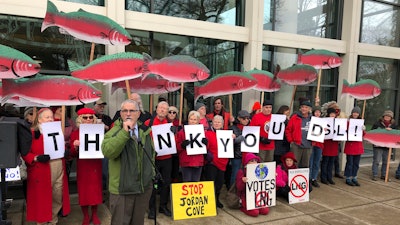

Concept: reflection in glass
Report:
left=361, top=0, right=399, bottom=47
left=357, top=56, right=399, bottom=126
left=264, top=0, right=343, bottom=39
left=0, top=15, right=105, bottom=73
left=125, top=0, right=244, bottom=26
left=62, top=0, right=105, bottom=6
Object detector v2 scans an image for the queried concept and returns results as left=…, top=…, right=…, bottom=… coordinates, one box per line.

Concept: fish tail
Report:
left=1, top=79, right=16, bottom=105
left=342, top=79, right=349, bottom=94
left=41, top=0, right=59, bottom=32
left=141, top=52, right=152, bottom=80
left=67, top=60, right=82, bottom=72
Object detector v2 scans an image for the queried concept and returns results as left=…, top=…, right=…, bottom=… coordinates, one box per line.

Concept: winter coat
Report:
left=22, top=131, right=70, bottom=223
left=176, top=129, right=204, bottom=167
left=285, top=112, right=311, bottom=146
left=145, top=116, right=171, bottom=160
left=102, top=119, right=155, bottom=195
left=205, top=130, right=229, bottom=171
left=249, top=113, right=275, bottom=150
left=70, top=130, right=102, bottom=206
left=275, top=165, right=289, bottom=189
left=323, top=139, right=339, bottom=156
left=206, top=110, right=231, bottom=130
left=230, top=122, right=245, bottom=159
left=371, top=119, right=398, bottom=150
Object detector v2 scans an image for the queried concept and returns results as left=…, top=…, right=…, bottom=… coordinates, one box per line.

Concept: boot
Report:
left=91, top=205, right=101, bottom=225
left=81, top=206, right=90, bottom=225
left=216, top=193, right=224, bottom=208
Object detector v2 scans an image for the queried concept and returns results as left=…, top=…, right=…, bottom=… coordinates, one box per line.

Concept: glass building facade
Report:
left=0, top=0, right=400, bottom=129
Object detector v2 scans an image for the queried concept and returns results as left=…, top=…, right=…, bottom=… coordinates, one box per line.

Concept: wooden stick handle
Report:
left=179, top=83, right=184, bottom=125
left=315, top=69, right=322, bottom=106
left=385, top=148, right=392, bottom=183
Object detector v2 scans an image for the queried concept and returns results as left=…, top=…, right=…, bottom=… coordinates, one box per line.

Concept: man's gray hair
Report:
left=120, top=99, right=139, bottom=110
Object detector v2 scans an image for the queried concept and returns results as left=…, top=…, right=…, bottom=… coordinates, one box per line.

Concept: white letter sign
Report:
left=184, top=124, right=207, bottom=155
left=241, top=126, right=260, bottom=153
left=269, top=114, right=286, bottom=140
left=42, top=121, right=65, bottom=159
left=217, top=130, right=233, bottom=158
left=152, top=123, right=177, bottom=156
left=79, top=124, right=104, bottom=159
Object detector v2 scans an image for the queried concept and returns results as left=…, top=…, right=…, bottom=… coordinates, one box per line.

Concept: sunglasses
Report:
left=169, top=111, right=177, bottom=114
left=82, top=116, right=94, bottom=120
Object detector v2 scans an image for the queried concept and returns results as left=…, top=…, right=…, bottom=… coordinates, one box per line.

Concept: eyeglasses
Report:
left=82, top=116, right=94, bottom=120
left=169, top=111, right=177, bottom=114
left=121, top=109, right=139, bottom=114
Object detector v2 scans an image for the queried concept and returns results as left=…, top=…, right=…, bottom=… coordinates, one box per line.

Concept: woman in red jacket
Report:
left=204, top=115, right=229, bottom=208
left=70, top=108, right=102, bottom=225
left=176, top=110, right=205, bottom=182
left=344, top=106, right=364, bottom=186
left=22, top=108, right=70, bottom=224
left=321, top=108, right=339, bottom=185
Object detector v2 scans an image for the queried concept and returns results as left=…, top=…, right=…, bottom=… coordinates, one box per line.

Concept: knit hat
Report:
left=195, top=102, right=206, bottom=111
left=263, top=100, right=273, bottom=106
left=77, top=108, right=96, bottom=115
left=252, top=102, right=261, bottom=111
left=300, top=101, right=312, bottom=107
left=169, top=106, right=178, bottom=113
left=244, top=153, right=261, bottom=165
left=24, top=107, right=34, bottom=119
left=351, top=106, right=361, bottom=114
left=280, top=151, right=297, bottom=163
left=327, top=107, right=336, bottom=116
left=383, top=110, right=394, bottom=118
left=237, top=110, right=250, bottom=118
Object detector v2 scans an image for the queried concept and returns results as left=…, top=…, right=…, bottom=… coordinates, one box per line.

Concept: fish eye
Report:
left=28, top=63, right=32, bottom=67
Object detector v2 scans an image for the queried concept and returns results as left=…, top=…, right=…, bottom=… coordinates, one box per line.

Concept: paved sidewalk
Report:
left=6, top=162, right=400, bottom=225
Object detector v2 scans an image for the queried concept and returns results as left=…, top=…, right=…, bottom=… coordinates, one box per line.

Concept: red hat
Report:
left=280, top=152, right=297, bottom=163
left=252, top=102, right=261, bottom=111
left=244, top=153, right=261, bottom=165
left=77, top=108, right=96, bottom=115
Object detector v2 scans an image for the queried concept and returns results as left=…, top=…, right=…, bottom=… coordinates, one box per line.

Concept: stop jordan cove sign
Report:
left=288, top=168, right=309, bottom=204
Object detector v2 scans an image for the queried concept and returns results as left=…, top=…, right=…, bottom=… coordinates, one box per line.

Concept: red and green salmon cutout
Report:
left=247, top=68, right=280, bottom=92
left=1, top=75, right=101, bottom=106
left=111, top=74, right=181, bottom=94
left=142, top=53, right=210, bottom=83
left=0, top=44, right=40, bottom=79
left=194, top=71, right=257, bottom=102
left=297, top=49, right=342, bottom=69
left=68, top=52, right=143, bottom=83
left=341, top=79, right=381, bottom=100
left=364, top=129, right=400, bottom=148
left=277, top=64, right=318, bottom=85
left=42, top=1, right=132, bottom=45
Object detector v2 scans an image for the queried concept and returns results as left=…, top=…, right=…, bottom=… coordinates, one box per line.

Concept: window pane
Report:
left=125, top=0, right=244, bottom=26
left=62, top=0, right=104, bottom=6
left=357, top=56, right=399, bottom=127
left=264, top=0, right=343, bottom=39
left=361, top=0, right=400, bottom=47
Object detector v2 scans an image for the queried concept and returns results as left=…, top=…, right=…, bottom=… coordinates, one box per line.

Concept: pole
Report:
left=229, top=94, right=233, bottom=126
left=179, top=83, right=184, bottom=125
left=290, top=85, right=297, bottom=112
left=260, top=91, right=265, bottom=106
left=385, top=148, right=392, bottom=183
left=125, top=81, right=131, bottom=99
left=362, top=99, right=366, bottom=119
left=315, top=68, right=322, bottom=106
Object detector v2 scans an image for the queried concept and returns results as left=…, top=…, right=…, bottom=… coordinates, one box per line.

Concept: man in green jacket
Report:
left=102, top=99, right=155, bottom=225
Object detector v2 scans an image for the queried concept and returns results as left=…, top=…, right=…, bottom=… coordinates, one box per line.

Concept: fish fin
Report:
left=67, top=60, right=82, bottom=72
left=142, top=53, right=153, bottom=80
left=0, top=65, right=9, bottom=72
left=41, top=1, right=58, bottom=32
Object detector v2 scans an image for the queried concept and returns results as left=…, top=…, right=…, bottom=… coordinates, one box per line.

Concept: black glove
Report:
left=260, top=137, right=271, bottom=144
left=235, top=135, right=245, bottom=143
left=170, top=126, right=177, bottom=134
left=201, top=138, right=208, bottom=145
left=181, top=140, right=190, bottom=148
left=37, top=154, right=50, bottom=163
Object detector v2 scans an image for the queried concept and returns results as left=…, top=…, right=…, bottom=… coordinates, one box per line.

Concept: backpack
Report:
left=226, top=183, right=241, bottom=209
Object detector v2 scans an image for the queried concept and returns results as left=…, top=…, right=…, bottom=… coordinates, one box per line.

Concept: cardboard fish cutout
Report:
left=277, top=64, right=318, bottom=85
left=194, top=71, right=257, bottom=102
left=142, top=53, right=210, bottom=82
left=111, top=74, right=181, bottom=94
left=68, top=52, right=143, bottom=83
left=1, top=75, right=101, bottom=106
left=0, top=44, right=40, bottom=79
left=247, top=68, right=281, bottom=92
left=41, top=1, right=132, bottom=45
left=342, top=79, right=381, bottom=100
left=297, top=49, right=342, bottom=69
left=364, top=129, right=400, bottom=149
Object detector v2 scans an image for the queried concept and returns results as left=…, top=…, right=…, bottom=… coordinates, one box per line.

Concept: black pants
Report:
left=149, top=158, right=172, bottom=209
left=204, top=164, right=225, bottom=198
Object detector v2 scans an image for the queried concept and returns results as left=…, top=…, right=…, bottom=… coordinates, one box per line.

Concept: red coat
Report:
left=175, top=129, right=204, bottom=167
left=323, top=139, right=339, bottom=156
left=22, top=131, right=70, bottom=223
left=312, top=141, right=324, bottom=150
left=145, top=116, right=171, bottom=160
left=205, top=130, right=229, bottom=171
left=344, top=140, right=364, bottom=155
left=70, top=130, right=103, bottom=206
left=206, top=111, right=231, bottom=130
left=249, top=113, right=275, bottom=150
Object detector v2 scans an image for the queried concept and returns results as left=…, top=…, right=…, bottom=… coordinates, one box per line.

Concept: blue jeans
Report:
left=309, top=146, right=322, bottom=180
left=181, top=166, right=202, bottom=182
left=372, top=148, right=388, bottom=177
left=344, top=155, right=361, bottom=177
left=230, top=158, right=242, bottom=187
left=321, top=156, right=335, bottom=182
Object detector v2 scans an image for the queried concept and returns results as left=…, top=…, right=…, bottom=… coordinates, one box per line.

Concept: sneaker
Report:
left=372, top=176, right=378, bottom=181
left=352, top=179, right=360, bottom=186
left=346, top=179, right=355, bottom=186
left=311, top=180, right=320, bottom=188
